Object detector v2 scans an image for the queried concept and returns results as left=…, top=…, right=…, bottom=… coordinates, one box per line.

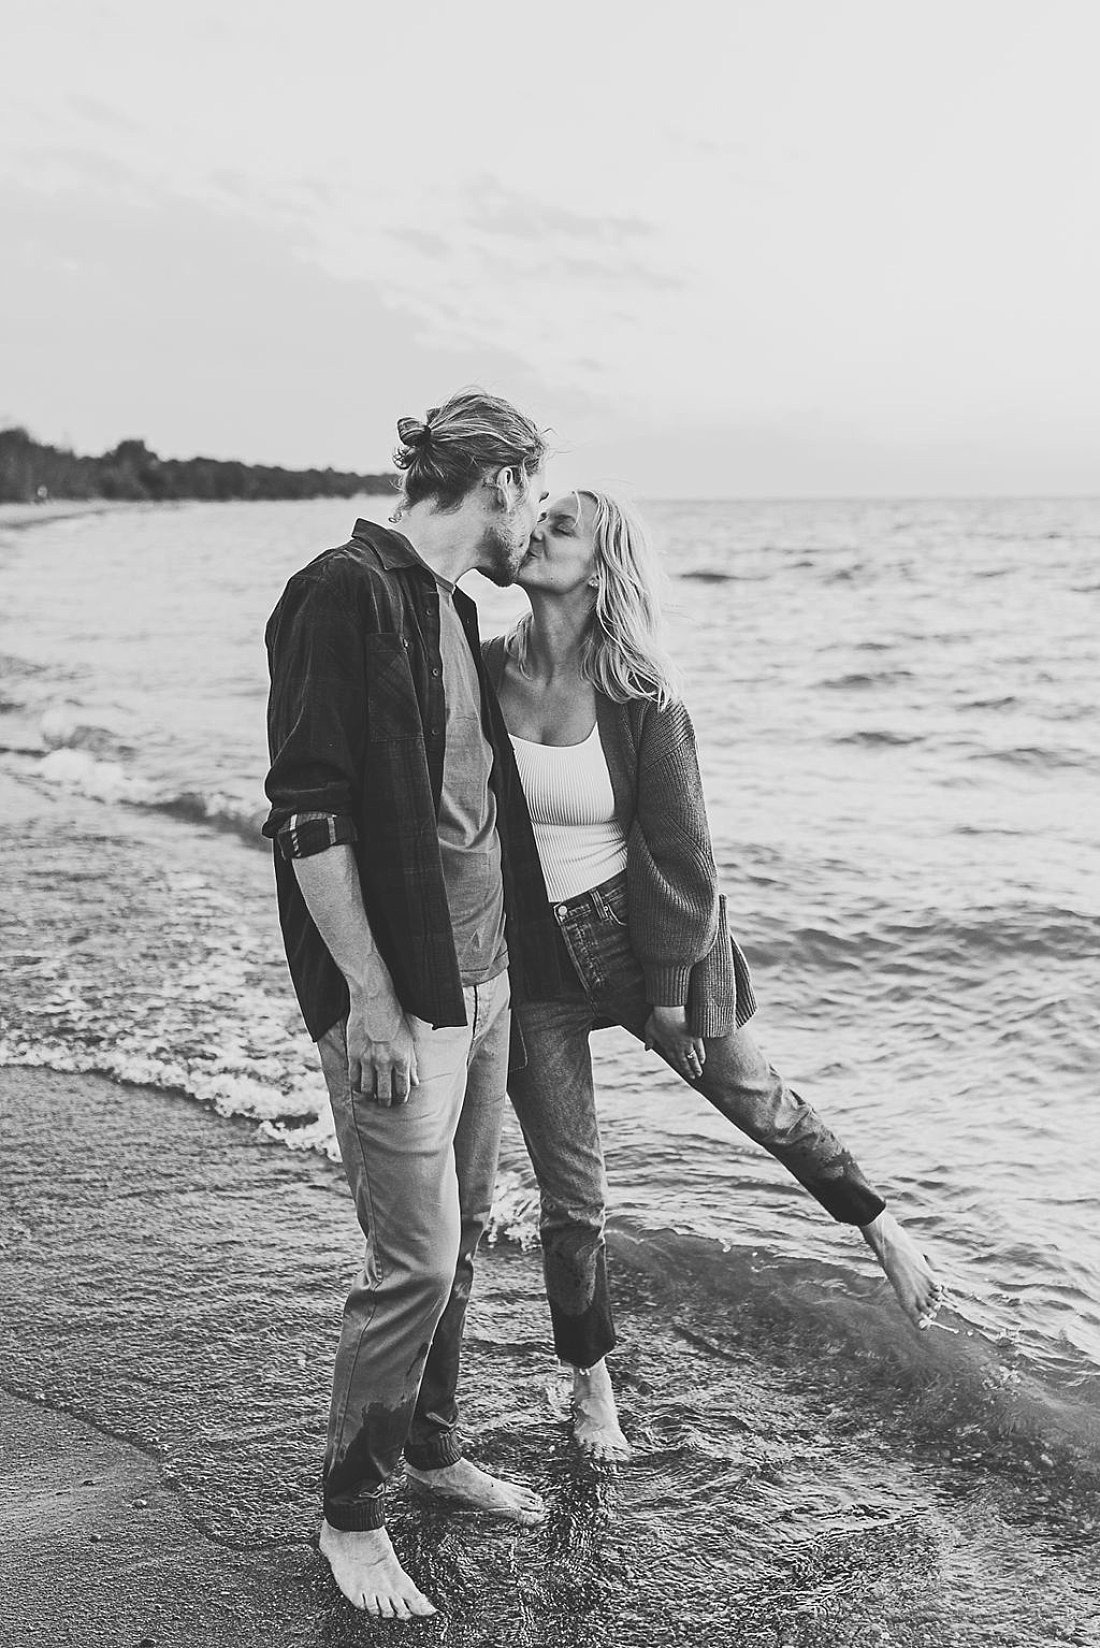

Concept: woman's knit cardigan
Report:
left=483, top=635, right=756, bottom=1038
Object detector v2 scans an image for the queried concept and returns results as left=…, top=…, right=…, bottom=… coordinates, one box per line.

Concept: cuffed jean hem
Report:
left=549, top=1298, right=616, bottom=1371
left=403, top=1433, right=465, bottom=1471
left=822, top=1181, right=886, bottom=1226
left=323, top=1492, right=387, bottom=1532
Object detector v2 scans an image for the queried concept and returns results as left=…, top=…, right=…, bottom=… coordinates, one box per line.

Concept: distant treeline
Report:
left=0, top=427, right=398, bottom=503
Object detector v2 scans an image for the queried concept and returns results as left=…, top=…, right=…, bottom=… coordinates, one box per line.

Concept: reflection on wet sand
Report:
left=1, top=1066, right=1095, bottom=1647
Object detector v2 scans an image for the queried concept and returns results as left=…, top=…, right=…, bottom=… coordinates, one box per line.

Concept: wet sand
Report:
left=2, top=1067, right=1096, bottom=1646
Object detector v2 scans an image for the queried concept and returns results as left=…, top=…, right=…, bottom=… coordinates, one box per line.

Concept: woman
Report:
left=484, top=489, right=944, bottom=1461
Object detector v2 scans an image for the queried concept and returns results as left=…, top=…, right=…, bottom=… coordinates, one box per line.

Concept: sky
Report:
left=3, top=0, right=1100, bottom=496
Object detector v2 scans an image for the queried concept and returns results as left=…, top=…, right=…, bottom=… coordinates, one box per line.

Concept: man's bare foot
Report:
left=572, top=1359, right=632, bottom=1461
left=862, top=1209, right=946, bottom=1329
left=404, top=1457, right=545, bottom=1525
left=318, top=1518, right=436, bottom=1619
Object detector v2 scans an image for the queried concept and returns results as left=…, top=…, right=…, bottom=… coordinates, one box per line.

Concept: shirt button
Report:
left=431, top=667, right=441, bottom=677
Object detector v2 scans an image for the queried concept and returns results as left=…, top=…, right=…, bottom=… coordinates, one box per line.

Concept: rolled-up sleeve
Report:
left=274, top=812, right=359, bottom=860
left=262, top=571, right=367, bottom=841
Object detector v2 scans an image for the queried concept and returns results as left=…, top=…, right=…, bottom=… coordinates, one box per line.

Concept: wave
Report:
left=820, top=671, right=915, bottom=690
left=961, top=694, right=1020, bottom=711
left=833, top=729, right=924, bottom=747
left=679, top=569, right=768, bottom=584
left=763, top=901, right=1100, bottom=970
left=0, top=653, right=51, bottom=681
left=599, top=1220, right=1100, bottom=1482
left=38, top=746, right=158, bottom=803
left=0, top=1017, right=335, bottom=1158
left=30, top=745, right=267, bottom=847
left=969, top=743, right=1093, bottom=774
left=146, top=789, right=267, bottom=846
left=40, top=706, right=135, bottom=758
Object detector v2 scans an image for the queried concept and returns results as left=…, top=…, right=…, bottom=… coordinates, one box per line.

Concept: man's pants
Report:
left=316, top=970, right=510, bottom=1532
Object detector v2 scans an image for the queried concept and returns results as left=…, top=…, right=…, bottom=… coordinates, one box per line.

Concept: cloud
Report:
left=464, top=178, right=655, bottom=248
left=0, top=178, right=550, bottom=469
left=556, top=253, right=681, bottom=292
left=388, top=227, right=452, bottom=259
left=67, top=92, right=138, bottom=132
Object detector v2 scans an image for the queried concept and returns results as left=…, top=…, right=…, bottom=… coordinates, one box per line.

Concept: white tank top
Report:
left=509, top=724, right=628, bottom=903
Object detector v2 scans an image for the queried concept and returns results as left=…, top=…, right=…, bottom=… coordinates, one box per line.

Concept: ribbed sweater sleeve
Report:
left=627, top=699, right=720, bottom=1006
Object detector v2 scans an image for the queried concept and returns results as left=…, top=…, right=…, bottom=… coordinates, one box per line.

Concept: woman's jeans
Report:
left=316, top=970, right=510, bottom=1531
left=508, top=874, right=886, bottom=1370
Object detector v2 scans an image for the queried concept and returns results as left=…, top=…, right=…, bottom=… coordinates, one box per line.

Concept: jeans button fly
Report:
left=556, top=905, right=568, bottom=918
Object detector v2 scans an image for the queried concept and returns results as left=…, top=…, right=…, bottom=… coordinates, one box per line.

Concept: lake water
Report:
left=1, top=495, right=1098, bottom=1641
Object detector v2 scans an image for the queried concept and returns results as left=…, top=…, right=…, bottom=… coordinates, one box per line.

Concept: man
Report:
left=263, top=389, right=560, bottom=1620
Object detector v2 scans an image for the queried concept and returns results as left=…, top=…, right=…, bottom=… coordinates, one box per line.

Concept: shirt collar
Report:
left=352, top=517, right=465, bottom=596
left=351, top=518, right=427, bottom=574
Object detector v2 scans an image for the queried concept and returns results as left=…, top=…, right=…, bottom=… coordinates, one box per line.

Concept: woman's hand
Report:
left=644, top=1005, right=707, bottom=1083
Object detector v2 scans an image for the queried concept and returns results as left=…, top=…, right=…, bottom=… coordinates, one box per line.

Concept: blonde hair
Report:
left=510, top=489, right=680, bottom=709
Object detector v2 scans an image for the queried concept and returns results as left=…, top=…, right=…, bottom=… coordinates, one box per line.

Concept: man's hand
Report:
left=644, top=1005, right=706, bottom=1084
left=287, top=845, right=420, bottom=1106
left=346, top=988, right=420, bottom=1107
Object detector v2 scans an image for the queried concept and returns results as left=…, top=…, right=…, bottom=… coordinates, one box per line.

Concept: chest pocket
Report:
left=364, top=632, right=422, bottom=743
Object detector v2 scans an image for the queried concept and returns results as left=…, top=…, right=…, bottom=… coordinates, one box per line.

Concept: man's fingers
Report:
left=348, top=1024, right=418, bottom=1106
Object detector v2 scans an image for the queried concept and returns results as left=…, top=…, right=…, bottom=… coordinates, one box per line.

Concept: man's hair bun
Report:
left=396, top=416, right=429, bottom=448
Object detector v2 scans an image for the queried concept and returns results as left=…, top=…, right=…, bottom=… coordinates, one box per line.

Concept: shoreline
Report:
left=0, top=495, right=394, bottom=533
left=0, top=500, right=134, bottom=531
left=2, top=1065, right=1096, bottom=1646
left=0, top=1066, right=572, bottom=1646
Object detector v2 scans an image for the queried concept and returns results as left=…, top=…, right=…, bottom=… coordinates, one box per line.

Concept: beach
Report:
left=2, top=497, right=1099, bottom=1645
left=3, top=1050, right=1097, bottom=1647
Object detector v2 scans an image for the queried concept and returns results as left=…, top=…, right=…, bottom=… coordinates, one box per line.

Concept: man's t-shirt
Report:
left=435, top=576, right=507, bottom=985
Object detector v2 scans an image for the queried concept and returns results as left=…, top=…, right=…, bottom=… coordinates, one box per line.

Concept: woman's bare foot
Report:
left=318, top=1518, right=436, bottom=1619
left=861, top=1209, right=945, bottom=1329
left=404, top=1457, right=545, bottom=1525
left=572, top=1359, right=632, bottom=1461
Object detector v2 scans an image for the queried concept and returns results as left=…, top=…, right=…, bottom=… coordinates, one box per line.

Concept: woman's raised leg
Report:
left=687, top=1023, right=944, bottom=1328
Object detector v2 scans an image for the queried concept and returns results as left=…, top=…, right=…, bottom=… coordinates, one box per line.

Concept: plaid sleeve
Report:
left=263, top=569, right=367, bottom=838
left=276, top=812, right=358, bottom=861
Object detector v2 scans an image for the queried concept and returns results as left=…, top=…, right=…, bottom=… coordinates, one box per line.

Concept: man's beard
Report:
left=479, top=514, right=529, bottom=588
